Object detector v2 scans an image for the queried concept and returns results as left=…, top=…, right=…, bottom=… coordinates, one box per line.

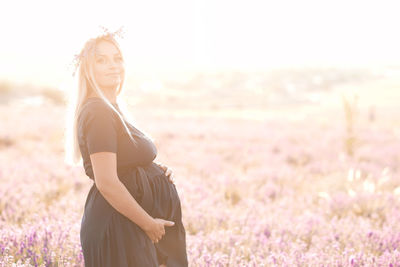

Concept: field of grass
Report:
left=1, top=67, right=400, bottom=266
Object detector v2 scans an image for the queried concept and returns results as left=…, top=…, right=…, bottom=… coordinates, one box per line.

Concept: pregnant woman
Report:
left=65, top=29, right=188, bottom=266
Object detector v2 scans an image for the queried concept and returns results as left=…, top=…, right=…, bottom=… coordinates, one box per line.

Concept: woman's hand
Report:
left=155, top=162, right=175, bottom=184
left=143, top=218, right=175, bottom=244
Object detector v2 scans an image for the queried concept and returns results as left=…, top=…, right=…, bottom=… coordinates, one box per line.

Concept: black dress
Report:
left=77, top=97, right=188, bottom=267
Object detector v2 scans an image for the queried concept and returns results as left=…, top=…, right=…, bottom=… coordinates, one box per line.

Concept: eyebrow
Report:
left=95, top=53, right=121, bottom=57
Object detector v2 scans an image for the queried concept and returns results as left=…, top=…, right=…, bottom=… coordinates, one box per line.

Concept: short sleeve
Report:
left=83, top=104, right=119, bottom=154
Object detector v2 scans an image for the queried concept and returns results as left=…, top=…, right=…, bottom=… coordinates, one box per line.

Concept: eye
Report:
left=96, top=58, right=105, bottom=64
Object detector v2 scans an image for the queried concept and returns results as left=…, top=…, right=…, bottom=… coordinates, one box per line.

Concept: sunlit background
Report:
left=2, top=0, right=400, bottom=86
left=2, top=0, right=400, bottom=266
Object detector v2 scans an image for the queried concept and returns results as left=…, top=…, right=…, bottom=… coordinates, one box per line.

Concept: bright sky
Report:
left=1, top=0, right=400, bottom=89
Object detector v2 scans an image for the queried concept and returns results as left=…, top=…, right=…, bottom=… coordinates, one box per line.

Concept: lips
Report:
left=106, top=73, right=120, bottom=76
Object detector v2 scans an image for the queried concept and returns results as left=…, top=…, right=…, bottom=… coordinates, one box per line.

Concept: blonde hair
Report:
left=64, top=33, right=154, bottom=166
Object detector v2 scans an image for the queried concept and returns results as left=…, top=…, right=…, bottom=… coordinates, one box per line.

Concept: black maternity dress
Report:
left=77, top=97, right=188, bottom=267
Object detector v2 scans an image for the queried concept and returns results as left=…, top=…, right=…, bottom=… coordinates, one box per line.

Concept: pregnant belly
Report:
left=119, top=164, right=182, bottom=222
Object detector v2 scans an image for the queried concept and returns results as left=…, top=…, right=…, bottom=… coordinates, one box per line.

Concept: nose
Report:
left=108, top=61, right=122, bottom=71
left=109, top=60, right=119, bottom=68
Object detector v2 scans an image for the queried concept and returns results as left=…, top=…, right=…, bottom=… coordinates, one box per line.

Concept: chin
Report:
left=102, top=81, right=120, bottom=87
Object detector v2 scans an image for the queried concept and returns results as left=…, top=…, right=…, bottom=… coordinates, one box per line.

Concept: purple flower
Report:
left=264, top=228, right=271, bottom=239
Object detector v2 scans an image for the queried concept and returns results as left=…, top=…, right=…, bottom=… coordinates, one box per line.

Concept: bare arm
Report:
left=90, top=152, right=154, bottom=231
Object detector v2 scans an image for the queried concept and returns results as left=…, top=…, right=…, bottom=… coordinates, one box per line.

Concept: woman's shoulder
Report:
left=78, top=99, right=117, bottom=124
left=82, top=98, right=115, bottom=113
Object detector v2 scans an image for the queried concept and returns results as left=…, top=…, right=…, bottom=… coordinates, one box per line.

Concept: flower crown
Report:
left=70, top=26, right=125, bottom=77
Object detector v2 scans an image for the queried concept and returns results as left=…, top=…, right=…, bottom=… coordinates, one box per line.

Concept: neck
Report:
left=87, top=87, right=117, bottom=104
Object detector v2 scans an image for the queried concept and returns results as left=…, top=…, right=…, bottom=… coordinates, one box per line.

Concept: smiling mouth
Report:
left=107, top=73, right=120, bottom=76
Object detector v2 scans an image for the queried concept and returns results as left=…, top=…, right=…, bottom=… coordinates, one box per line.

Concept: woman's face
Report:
left=92, top=40, right=124, bottom=91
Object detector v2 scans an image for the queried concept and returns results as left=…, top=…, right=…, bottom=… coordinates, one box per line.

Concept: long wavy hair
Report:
left=64, top=33, right=154, bottom=166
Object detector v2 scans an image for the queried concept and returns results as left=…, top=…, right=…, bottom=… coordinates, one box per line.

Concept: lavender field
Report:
left=1, top=68, right=400, bottom=266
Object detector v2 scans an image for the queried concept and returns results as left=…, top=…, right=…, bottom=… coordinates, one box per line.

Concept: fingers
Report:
left=165, top=168, right=175, bottom=183
left=156, top=164, right=176, bottom=184
left=152, top=235, right=163, bottom=244
left=159, top=164, right=172, bottom=177
left=153, top=232, right=165, bottom=244
left=165, top=168, right=172, bottom=177
left=164, top=220, right=175, bottom=226
left=151, top=221, right=168, bottom=244
left=160, top=165, right=168, bottom=172
left=157, top=162, right=168, bottom=171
